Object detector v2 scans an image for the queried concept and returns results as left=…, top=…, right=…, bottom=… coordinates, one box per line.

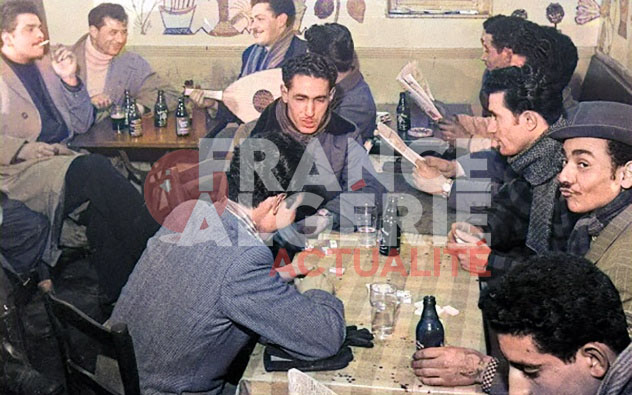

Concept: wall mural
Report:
left=593, top=0, right=632, bottom=74
left=125, top=0, right=365, bottom=36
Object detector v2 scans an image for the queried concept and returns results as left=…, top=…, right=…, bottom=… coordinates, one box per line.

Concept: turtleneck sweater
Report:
left=84, top=37, right=113, bottom=97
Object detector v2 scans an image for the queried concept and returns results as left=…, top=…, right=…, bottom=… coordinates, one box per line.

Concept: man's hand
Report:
left=188, top=89, right=216, bottom=108
left=51, top=45, right=78, bottom=86
left=437, top=117, right=470, bottom=145
left=412, top=346, right=493, bottom=386
left=412, top=162, right=449, bottom=196
left=424, top=156, right=457, bottom=178
left=50, top=143, right=74, bottom=156
left=446, top=222, right=490, bottom=274
left=91, top=93, right=112, bottom=110
left=17, top=142, right=59, bottom=161
left=295, top=270, right=335, bottom=295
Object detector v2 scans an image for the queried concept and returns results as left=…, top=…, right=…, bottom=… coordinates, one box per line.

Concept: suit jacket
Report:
left=239, top=35, right=307, bottom=78
left=0, top=54, right=93, bottom=265
left=73, top=34, right=179, bottom=122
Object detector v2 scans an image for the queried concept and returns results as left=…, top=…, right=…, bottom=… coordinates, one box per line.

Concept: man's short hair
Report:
left=0, top=1, right=41, bottom=34
left=227, top=130, right=305, bottom=208
left=88, top=3, right=128, bottom=28
left=251, top=0, right=296, bottom=28
left=305, top=23, right=354, bottom=73
left=282, top=53, right=338, bottom=90
left=483, top=15, right=529, bottom=54
left=483, top=65, right=564, bottom=125
left=479, top=252, right=631, bottom=363
left=608, top=140, right=632, bottom=172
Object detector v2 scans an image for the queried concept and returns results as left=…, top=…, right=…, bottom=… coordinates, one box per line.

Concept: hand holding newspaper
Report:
left=396, top=61, right=443, bottom=121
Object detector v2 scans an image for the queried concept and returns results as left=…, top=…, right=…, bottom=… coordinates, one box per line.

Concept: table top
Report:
left=68, top=109, right=208, bottom=151
left=238, top=233, right=485, bottom=395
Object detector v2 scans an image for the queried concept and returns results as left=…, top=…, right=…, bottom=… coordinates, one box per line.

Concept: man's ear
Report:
left=1, top=31, right=12, bottom=47
left=621, top=161, right=632, bottom=189
left=500, top=47, right=514, bottom=65
left=520, top=111, right=539, bottom=131
left=276, top=13, right=288, bottom=30
left=271, top=193, right=286, bottom=215
left=578, top=343, right=612, bottom=380
left=280, top=83, right=289, bottom=103
left=88, top=25, right=99, bottom=41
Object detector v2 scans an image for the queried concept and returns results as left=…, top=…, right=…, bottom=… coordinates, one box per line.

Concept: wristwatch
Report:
left=441, top=179, right=454, bottom=198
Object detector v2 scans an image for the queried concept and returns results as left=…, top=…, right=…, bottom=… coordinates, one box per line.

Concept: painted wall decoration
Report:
left=596, top=0, right=632, bottom=74
left=546, top=3, right=566, bottom=28
left=575, top=0, right=603, bottom=25
left=125, top=0, right=365, bottom=36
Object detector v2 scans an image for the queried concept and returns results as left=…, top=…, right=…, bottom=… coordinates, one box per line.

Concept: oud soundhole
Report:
left=253, top=90, right=275, bottom=112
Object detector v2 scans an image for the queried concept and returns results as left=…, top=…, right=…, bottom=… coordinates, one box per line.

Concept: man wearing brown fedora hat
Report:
left=550, top=100, right=632, bottom=334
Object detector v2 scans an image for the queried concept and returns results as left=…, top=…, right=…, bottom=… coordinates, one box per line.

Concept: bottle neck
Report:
left=422, top=302, right=438, bottom=319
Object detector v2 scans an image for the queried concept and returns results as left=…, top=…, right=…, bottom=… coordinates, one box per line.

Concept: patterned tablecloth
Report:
left=238, top=233, right=485, bottom=394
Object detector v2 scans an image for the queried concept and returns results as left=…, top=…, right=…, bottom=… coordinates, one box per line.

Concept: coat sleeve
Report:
left=220, top=248, right=346, bottom=361
left=59, top=78, right=94, bottom=136
left=132, top=55, right=180, bottom=112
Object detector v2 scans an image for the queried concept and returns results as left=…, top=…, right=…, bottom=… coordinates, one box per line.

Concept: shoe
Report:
left=2, top=361, right=64, bottom=395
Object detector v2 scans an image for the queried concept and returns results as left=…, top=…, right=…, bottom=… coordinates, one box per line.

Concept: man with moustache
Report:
left=192, top=0, right=307, bottom=136
left=72, top=3, right=179, bottom=121
left=550, top=101, right=632, bottom=331
left=1, top=0, right=159, bottom=303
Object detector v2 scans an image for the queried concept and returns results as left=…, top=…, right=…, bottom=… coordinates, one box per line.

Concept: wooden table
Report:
left=68, top=109, right=209, bottom=162
left=238, top=233, right=485, bottom=394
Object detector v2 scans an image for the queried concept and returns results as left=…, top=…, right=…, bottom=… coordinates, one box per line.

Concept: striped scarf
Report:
left=242, top=29, right=295, bottom=77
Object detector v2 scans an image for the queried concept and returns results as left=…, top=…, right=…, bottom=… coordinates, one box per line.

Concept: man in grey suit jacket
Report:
left=72, top=3, right=179, bottom=121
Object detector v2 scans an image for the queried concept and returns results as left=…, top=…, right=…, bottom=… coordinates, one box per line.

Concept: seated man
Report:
left=250, top=53, right=384, bottom=235
left=192, top=0, right=307, bottom=135
left=413, top=18, right=578, bottom=212
left=550, top=100, right=632, bottom=330
left=305, top=23, right=377, bottom=142
left=109, top=130, right=346, bottom=394
left=479, top=252, right=631, bottom=395
left=72, top=3, right=179, bottom=120
left=0, top=1, right=159, bottom=303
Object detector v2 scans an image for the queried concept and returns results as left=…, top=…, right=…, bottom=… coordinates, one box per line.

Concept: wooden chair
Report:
left=43, top=291, right=140, bottom=395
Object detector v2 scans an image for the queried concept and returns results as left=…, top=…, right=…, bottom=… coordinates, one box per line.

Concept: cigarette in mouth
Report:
left=38, top=40, right=50, bottom=46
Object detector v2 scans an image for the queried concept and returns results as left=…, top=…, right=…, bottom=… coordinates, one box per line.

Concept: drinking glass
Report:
left=369, top=283, right=399, bottom=339
left=355, top=204, right=377, bottom=247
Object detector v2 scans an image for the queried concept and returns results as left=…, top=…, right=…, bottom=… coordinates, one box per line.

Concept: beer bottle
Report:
left=154, top=90, right=168, bottom=128
left=175, top=96, right=190, bottom=136
left=128, top=99, right=143, bottom=137
left=123, top=89, right=131, bottom=128
left=396, top=92, right=410, bottom=138
left=379, top=196, right=401, bottom=256
left=416, top=295, right=445, bottom=350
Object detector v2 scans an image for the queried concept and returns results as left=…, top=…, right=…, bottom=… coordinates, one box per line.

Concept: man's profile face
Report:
left=281, top=74, right=332, bottom=135
left=250, top=3, right=287, bottom=47
left=480, top=33, right=511, bottom=70
left=89, top=17, right=128, bottom=56
left=499, top=334, right=599, bottom=395
left=486, top=92, right=534, bottom=156
left=1, top=13, right=45, bottom=62
left=559, top=137, right=626, bottom=214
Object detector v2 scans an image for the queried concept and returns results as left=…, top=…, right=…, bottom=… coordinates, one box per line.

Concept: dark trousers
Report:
left=63, top=155, right=160, bottom=303
left=0, top=194, right=49, bottom=280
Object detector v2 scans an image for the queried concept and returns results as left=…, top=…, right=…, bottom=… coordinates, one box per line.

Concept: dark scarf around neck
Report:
left=567, top=188, right=632, bottom=256
left=275, top=99, right=332, bottom=145
left=508, top=133, right=565, bottom=253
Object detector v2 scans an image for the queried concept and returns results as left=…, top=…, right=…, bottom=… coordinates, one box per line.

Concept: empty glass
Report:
left=355, top=204, right=377, bottom=247
left=369, top=283, right=399, bottom=339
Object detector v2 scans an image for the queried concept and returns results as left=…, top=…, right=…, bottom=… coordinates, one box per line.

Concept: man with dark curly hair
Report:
left=479, top=252, right=631, bottom=395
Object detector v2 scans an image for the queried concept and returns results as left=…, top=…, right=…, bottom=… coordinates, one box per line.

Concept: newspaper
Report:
left=288, top=368, right=337, bottom=395
left=396, top=61, right=443, bottom=121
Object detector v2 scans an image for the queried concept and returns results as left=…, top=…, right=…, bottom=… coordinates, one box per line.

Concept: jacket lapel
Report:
left=0, top=57, right=35, bottom=106
left=585, top=204, right=632, bottom=263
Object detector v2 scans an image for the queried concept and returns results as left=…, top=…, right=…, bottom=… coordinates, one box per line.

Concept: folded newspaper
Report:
left=288, top=368, right=337, bottom=395
left=396, top=61, right=443, bottom=121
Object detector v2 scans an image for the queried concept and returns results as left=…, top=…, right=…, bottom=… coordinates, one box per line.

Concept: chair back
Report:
left=44, top=291, right=140, bottom=395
